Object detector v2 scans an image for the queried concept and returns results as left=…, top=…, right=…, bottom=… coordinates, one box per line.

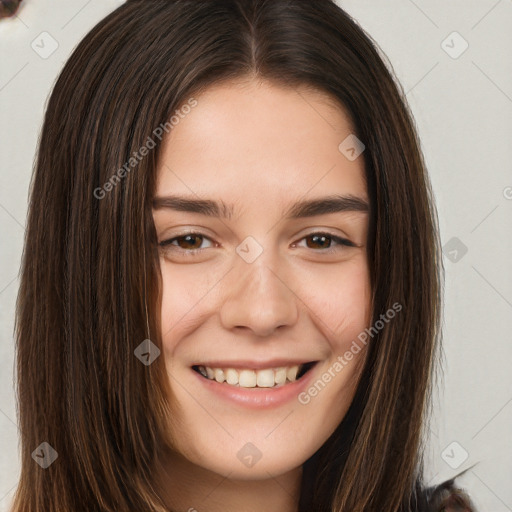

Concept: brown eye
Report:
left=305, top=234, right=333, bottom=250
left=159, top=232, right=214, bottom=256
left=171, top=234, right=205, bottom=250
left=297, top=232, right=355, bottom=252
left=0, top=0, right=22, bottom=19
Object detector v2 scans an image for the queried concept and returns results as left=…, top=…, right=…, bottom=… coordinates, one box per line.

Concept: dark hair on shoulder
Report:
left=425, top=467, right=478, bottom=512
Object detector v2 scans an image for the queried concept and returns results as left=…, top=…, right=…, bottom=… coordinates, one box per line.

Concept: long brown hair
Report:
left=13, top=1, right=443, bottom=510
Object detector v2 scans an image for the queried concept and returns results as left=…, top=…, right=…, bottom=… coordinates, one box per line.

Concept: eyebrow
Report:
left=152, top=194, right=369, bottom=220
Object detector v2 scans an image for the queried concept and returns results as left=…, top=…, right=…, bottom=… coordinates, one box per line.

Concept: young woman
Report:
left=12, top=1, right=477, bottom=511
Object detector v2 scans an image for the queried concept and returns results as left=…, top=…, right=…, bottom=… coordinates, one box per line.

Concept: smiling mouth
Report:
left=192, top=362, right=317, bottom=388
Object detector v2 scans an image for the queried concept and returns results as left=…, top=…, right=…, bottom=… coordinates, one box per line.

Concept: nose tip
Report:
left=219, top=261, right=299, bottom=337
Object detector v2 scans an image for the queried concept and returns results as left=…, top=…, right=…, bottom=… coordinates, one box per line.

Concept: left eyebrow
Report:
left=283, top=194, right=369, bottom=219
left=151, top=194, right=369, bottom=220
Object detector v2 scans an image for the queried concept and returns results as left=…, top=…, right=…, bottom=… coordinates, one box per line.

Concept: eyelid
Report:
left=298, top=228, right=355, bottom=245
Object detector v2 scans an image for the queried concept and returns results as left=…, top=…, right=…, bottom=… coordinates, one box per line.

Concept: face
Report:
left=152, top=78, right=372, bottom=480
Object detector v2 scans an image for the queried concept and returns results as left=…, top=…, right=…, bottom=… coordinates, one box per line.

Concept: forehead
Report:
left=155, top=79, right=367, bottom=209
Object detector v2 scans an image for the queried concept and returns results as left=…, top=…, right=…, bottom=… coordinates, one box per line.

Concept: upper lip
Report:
left=192, top=359, right=317, bottom=369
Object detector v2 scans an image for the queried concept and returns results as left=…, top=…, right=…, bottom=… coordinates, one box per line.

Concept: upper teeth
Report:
left=197, top=365, right=302, bottom=388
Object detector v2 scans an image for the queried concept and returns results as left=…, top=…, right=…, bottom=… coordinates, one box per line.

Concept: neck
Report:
left=154, top=447, right=302, bottom=512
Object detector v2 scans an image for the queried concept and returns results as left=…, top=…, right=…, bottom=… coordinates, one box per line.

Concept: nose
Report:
left=219, top=252, right=299, bottom=337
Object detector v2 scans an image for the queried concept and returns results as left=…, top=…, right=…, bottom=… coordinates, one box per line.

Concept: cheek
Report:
left=290, top=260, right=371, bottom=435
left=158, top=263, right=215, bottom=354
left=297, top=258, right=372, bottom=343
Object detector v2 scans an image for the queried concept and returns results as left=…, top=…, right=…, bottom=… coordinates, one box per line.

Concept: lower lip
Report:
left=191, top=365, right=318, bottom=409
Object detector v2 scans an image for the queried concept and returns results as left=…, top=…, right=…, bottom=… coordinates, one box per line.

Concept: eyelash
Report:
left=158, top=231, right=355, bottom=257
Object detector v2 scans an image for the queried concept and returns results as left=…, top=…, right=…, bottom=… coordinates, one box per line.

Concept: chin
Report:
left=173, top=430, right=312, bottom=480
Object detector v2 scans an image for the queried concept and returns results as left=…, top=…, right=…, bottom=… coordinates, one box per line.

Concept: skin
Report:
left=151, top=78, right=372, bottom=512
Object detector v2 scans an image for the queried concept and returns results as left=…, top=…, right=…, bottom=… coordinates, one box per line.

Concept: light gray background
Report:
left=0, top=1, right=511, bottom=510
